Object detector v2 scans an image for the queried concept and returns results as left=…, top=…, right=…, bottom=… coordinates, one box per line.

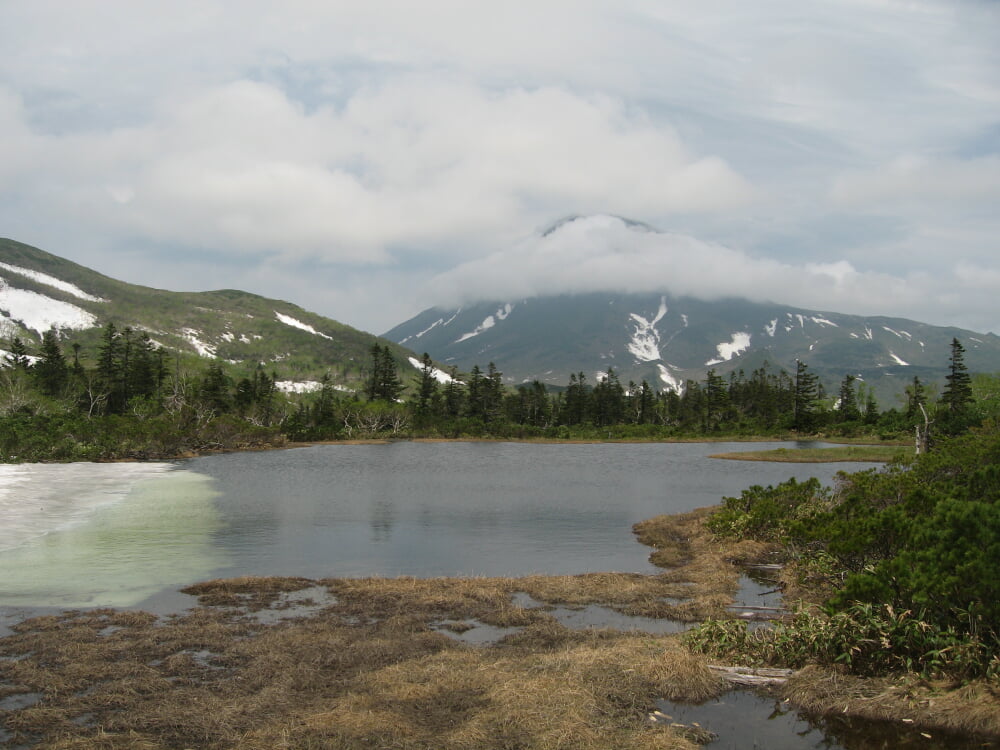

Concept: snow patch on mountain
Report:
left=408, top=356, right=455, bottom=384
left=810, top=316, right=838, bottom=327
left=276, top=380, right=324, bottom=394
left=455, top=305, right=512, bottom=344
left=399, top=317, right=444, bottom=344
left=765, top=319, right=778, bottom=337
left=888, top=351, right=910, bottom=366
left=627, top=296, right=668, bottom=362
left=0, top=280, right=98, bottom=333
left=0, top=262, right=105, bottom=302
left=275, top=312, right=333, bottom=340
left=883, top=326, right=912, bottom=341
left=180, top=328, right=217, bottom=358
left=706, top=332, right=752, bottom=366
left=657, top=364, right=683, bottom=394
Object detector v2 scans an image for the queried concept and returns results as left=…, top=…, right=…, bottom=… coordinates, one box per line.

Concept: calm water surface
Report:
left=5, top=442, right=956, bottom=750
left=0, top=441, right=875, bottom=611
left=191, top=440, right=867, bottom=579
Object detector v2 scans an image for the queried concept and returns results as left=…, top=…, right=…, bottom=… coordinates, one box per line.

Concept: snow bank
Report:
left=705, top=332, right=752, bottom=366
left=627, top=297, right=668, bottom=362
left=0, top=262, right=105, bottom=302
left=275, top=311, right=333, bottom=340
left=0, top=280, right=98, bottom=333
left=408, top=356, right=455, bottom=383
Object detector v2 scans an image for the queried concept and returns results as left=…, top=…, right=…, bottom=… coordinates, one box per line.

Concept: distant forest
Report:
left=0, top=324, right=995, bottom=461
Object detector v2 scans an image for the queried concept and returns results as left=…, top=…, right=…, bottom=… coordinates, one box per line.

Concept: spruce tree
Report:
left=5, top=337, right=29, bottom=369
left=34, top=329, right=68, bottom=397
left=792, top=360, right=819, bottom=432
left=939, top=338, right=974, bottom=434
left=837, top=374, right=859, bottom=422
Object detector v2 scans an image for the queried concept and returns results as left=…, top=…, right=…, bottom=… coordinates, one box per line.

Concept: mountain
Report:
left=0, top=238, right=420, bottom=393
left=384, top=292, right=1000, bottom=405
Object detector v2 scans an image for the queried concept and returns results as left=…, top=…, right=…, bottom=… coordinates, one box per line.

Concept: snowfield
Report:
left=0, top=262, right=105, bottom=302
left=626, top=297, right=668, bottom=363
left=0, top=280, right=98, bottom=333
left=275, top=312, right=333, bottom=340
left=705, top=332, right=752, bottom=366
left=408, top=356, right=455, bottom=383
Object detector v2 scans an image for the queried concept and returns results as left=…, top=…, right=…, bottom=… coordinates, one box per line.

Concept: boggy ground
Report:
left=0, top=574, right=729, bottom=749
left=3, top=509, right=998, bottom=748
left=637, top=509, right=1000, bottom=745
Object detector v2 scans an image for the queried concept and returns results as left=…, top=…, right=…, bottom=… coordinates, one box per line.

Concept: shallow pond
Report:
left=4, top=441, right=984, bottom=749
left=0, top=440, right=870, bottom=611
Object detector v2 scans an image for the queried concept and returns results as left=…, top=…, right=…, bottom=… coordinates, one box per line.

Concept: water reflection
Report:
left=0, top=441, right=876, bottom=608
left=657, top=690, right=991, bottom=750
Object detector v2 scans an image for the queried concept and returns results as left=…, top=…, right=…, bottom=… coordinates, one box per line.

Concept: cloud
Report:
left=1, top=0, right=999, bottom=335
left=0, top=77, right=755, bottom=264
left=427, top=215, right=1000, bottom=333
left=831, top=155, right=1000, bottom=207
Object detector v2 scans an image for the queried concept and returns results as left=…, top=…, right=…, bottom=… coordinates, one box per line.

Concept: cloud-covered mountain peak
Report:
left=541, top=214, right=659, bottom=238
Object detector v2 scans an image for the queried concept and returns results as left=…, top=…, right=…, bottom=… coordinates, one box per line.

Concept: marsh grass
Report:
left=709, top=446, right=907, bottom=463
left=0, top=576, right=726, bottom=749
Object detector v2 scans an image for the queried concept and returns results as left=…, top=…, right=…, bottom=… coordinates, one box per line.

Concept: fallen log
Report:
left=709, top=664, right=794, bottom=687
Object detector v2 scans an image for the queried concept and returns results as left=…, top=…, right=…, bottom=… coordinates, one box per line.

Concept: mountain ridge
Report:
left=0, top=237, right=418, bottom=393
left=384, top=291, right=1000, bottom=405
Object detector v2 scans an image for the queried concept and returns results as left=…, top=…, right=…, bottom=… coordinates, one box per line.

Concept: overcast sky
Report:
left=1, top=0, right=998, bottom=335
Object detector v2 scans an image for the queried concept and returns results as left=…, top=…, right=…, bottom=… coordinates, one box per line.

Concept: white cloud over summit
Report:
left=0, top=0, right=998, bottom=334
left=428, top=214, right=985, bottom=331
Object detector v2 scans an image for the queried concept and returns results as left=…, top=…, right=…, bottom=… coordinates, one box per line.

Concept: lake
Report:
left=10, top=441, right=981, bottom=750
left=0, top=440, right=872, bottom=614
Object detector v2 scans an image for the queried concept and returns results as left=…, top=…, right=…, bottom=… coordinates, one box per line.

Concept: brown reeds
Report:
left=0, top=575, right=729, bottom=749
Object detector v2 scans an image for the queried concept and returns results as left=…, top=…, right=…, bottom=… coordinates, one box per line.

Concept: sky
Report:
left=1, top=1, right=998, bottom=336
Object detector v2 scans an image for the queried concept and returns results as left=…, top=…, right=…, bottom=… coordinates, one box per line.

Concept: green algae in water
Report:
left=0, top=470, right=228, bottom=608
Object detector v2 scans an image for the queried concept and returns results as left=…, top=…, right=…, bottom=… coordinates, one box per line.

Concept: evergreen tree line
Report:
left=0, top=331, right=986, bottom=458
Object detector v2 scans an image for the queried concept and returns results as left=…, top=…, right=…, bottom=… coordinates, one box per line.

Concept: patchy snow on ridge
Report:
left=455, top=305, right=512, bottom=344
left=765, top=319, right=778, bottom=337
left=0, top=262, right=105, bottom=302
left=657, top=364, right=683, bottom=394
left=888, top=351, right=910, bottom=366
left=705, top=332, right=752, bottom=366
left=275, top=312, right=333, bottom=340
left=276, top=380, right=324, bottom=394
left=810, top=316, right=838, bottom=327
left=0, top=280, right=98, bottom=333
left=627, top=296, right=668, bottom=362
left=0, top=349, right=40, bottom=366
left=883, top=326, right=912, bottom=340
left=408, top=356, right=455, bottom=384
left=180, top=328, right=216, bottom=358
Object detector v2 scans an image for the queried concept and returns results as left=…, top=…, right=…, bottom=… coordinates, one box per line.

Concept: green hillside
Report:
left=0, top=238, right=418, bottom=392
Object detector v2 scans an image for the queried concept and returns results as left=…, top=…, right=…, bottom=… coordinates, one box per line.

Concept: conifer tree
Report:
left=415, top=353, right=438, bottom=419
left=939, top=338, right=974, bottom=434
left=837, top=374, right=859, bottom=422
left=792, top=360, right=819, bottom=432
left=34, top=329, right=68, bottom=397
left=5, top=337, right=29, bottom=369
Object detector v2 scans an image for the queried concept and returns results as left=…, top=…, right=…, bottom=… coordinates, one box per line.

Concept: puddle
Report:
left=241, top=586, right=339, bottom=625
left=728, top=570, right=787, bottom=626
left=514, top=591, right=690, bottom=633
left=435, top=620, right=521, bottom=645
left=0, top=692, right=42, bottom=711
left=655, top=690, right=992, bottom=749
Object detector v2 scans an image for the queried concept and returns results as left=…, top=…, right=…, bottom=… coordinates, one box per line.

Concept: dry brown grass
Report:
left=781, top=665, right=1000, bottom=741
left=0, top=575, right=729, bottom=749
left=5, top=508, right=998, bottom=747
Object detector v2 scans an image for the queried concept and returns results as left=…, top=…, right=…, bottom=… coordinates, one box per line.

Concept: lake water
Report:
left=7, top=442, right=973, bottom=750
left=0, top=440, right=871, bottom=612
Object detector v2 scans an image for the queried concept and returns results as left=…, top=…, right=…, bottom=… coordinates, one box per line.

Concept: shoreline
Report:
left=2, top=506, right=996, bottom=747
